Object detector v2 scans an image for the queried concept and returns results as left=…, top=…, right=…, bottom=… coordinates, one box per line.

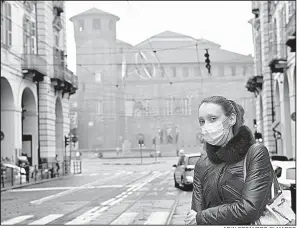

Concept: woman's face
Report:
left=198, top=102, right=236, bottom=127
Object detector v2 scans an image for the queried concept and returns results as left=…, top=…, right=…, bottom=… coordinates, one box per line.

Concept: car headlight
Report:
left=186, top=176, right=193, bottom=181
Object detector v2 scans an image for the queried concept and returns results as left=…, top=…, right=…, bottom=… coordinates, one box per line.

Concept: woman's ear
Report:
left=229, top=113, right=237, bottom=126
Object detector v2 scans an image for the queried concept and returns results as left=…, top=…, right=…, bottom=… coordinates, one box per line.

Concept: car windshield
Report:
left=286, top=168, right=296, bottom=180
left=188, top=156, right=200, bottom=165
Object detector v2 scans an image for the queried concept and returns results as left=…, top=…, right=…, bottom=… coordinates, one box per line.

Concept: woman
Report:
left=185, top=96, right=273, bottom=225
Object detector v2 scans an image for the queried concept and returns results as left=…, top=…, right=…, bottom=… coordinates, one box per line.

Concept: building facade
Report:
left=1, top=1, right=77, bottom=165
left=249, top=1, right=296, bottom=158
left=122, top=32, right=255, bottom=154
left=71, top=8, right=255, bottom=154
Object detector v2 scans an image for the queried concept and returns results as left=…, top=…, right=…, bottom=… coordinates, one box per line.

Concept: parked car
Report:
left=2, top=163, right=27, bottom=184
left=271, top=160, right=295, bottom=202
left=173, top=153, right=201, bottom=189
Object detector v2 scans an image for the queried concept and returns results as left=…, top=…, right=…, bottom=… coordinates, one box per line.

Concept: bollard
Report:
left=290, top=184, right=296, bottom=213
left=11, top=168, right=14, bottom=186
left=34, top=165, right=37, bottom=182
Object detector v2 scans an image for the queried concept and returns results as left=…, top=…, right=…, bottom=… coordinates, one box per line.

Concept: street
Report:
left=1, top=157, right=191, bottom=225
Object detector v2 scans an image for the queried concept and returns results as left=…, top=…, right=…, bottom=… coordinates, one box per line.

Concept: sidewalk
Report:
left=1, top=175, right=69, bottom=192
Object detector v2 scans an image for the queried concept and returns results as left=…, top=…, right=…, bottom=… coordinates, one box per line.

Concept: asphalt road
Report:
left=1, top=157, right=192, bottom=225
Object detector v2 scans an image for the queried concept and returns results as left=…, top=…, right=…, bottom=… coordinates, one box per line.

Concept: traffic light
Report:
left=65, top=136, right=70, bottom=147
left=138, top=139, right=144, bottom=146
left=205, top=49, right=211, bottom=74
left=253, top=119, right=257, bottom=128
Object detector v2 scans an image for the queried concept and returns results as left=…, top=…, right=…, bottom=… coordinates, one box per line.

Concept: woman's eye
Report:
left=198, top=120, right=205, bottom=125
left=210, top=117, right=217, bottom=122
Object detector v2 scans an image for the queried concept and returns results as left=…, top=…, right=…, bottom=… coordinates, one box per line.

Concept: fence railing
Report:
left=1, top=160, right=82, bottom=189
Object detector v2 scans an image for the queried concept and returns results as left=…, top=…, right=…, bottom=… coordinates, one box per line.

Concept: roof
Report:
left=116, top=44, right=253, bottom=65
left=70, top=7, right=120, bottom=21
left=116, top=39, right=133, bottom=48
left=136, top=30, right=221, bottom=49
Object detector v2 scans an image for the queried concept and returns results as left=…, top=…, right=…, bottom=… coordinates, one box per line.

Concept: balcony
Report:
left=252, top=1, right=260, bottom=18
left=21, top=54, right=47, bottom=82
left=51, top=66, right=78, bottom=97
left=269, top=59, right=287, bottom=73
left=286, top=13, right=296, bottom=52
left=53, top=1, right=64, bottom=16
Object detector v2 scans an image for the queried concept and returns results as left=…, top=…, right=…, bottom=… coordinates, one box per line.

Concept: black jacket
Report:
left=191, top=126, right=273, bottom=225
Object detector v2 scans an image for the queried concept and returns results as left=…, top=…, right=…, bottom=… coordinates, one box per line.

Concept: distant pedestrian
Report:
left=185, top=96, right=275, bottom=225
left=55, top=155, right=60, bottom=176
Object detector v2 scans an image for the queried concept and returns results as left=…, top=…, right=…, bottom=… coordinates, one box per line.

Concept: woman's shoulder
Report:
left=247, top=143, right=271, bottom=165
left=194, top=154, right=209, bottom=170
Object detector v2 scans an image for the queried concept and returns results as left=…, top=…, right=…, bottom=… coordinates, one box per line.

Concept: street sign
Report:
left=72, top=136, right=78, bottom=143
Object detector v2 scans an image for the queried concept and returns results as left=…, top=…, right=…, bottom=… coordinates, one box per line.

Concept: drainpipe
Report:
left=35, top=1, right=41, bottom=165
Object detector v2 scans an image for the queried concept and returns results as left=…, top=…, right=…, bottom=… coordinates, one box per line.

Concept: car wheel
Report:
left=180, top=177, right=185, bottom=189
left=174, top=174, right=179, bottom=188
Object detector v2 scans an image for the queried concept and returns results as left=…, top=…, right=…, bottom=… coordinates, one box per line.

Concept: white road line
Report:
left=110, top=212, right=138, bottom=225
left=144, top=212, right=169, bottom=225
left=101, top=198, right=116, bottom=206
left=98, top=206, right=109, bottom=213
left=2, top=215, right=34, bottom=225
left=65, top=207, right=100, bottom=225
left=30, top=172, right=124, bottom=205
left=10, top=185, right=124, bottom=193
left=109, top=197, right=123, bottom=206
left=28, top=214, right=63, bottom=225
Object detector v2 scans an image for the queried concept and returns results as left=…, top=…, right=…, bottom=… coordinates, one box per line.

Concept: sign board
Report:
left=72, top=136, right=78, bottom=143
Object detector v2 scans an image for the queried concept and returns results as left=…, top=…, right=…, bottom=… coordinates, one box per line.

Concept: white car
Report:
left=173, top=153, right=201, bottom=189
left=271, top=160, right=295, bottom=202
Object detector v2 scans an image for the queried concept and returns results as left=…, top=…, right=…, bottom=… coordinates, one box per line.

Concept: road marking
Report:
left=2, top=215, right=34, bottom=225
left=30, top=172, right=125, bottom=205
left=65, top=207, right=100, bottom=225
left=9, top=185, right=125, bottom=193
left=144, top=212, right=169, bottom=225
left=109, top=197, right=123, bottom=206
left=98, top=206, right=109, bottom=213
left=165, top=192, right=177, bottom=196
left=29, top=214, right=63, bottom=225
left=110, top=212, right=138, bottom=225
left=101, top=198, right=116, bottom=206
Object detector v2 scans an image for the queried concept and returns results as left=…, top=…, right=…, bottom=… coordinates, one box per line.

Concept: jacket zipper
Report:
left=223, top=185, right=242, bottom=199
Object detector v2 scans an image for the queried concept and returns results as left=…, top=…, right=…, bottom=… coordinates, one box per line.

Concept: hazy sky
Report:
left=65, top=1, right=254, bottom=74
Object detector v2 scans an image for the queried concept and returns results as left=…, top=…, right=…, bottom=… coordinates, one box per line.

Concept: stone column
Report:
left=260, top=1, right=276, bottom=153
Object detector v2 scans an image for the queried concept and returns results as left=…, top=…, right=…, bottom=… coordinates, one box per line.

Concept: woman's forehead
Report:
left=198, top=103, right=224, bottom=116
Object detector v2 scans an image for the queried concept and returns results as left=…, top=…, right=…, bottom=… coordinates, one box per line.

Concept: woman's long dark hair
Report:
left=199, top=96, right=244, bottom=135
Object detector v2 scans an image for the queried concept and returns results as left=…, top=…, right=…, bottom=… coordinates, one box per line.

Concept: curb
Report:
left=1, top=175, right=71, bottom=192
left=102, top=161, right=163, bottom=165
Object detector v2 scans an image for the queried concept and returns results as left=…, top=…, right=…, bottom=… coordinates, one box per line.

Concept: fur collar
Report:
left=206, top=125, right=256, bottom=164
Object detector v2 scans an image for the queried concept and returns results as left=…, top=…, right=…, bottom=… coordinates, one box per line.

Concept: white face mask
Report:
left=200, top=118, right=231, bottom=146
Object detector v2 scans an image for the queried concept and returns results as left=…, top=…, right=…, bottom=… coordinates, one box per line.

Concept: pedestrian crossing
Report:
left=1, top=210, right=173, bottom=225
left=1, top=170, right=179, bottom=225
